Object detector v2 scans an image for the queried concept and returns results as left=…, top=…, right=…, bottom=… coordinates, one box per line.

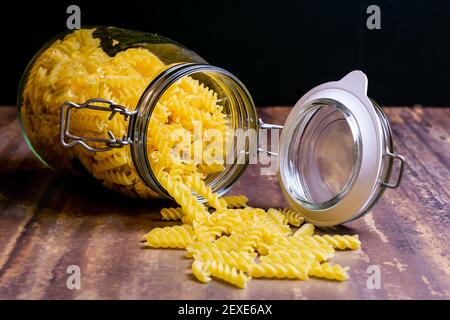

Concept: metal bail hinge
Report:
left=60, top=98, right=137, bottom=152
left=381, top=152, right=405, bottom=189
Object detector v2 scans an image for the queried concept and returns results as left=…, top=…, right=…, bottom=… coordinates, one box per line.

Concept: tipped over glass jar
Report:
left=18, top=26, right=404, bottom=226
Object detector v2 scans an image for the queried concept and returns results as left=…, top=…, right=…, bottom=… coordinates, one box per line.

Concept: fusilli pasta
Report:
left=222, top=195, right=249, bottom=208
left=145, top=225, right=194, bottom=249
left=279, top=208, right=304, bottom=227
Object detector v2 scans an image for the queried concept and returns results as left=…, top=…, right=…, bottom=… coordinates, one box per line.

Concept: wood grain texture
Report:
left=0, top=106, right=448, bottom=300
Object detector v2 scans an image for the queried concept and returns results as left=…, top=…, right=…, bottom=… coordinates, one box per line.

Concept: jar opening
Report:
left=131, top=63, right=258, bottom=201
left=281, top=98, right=362, bottom=210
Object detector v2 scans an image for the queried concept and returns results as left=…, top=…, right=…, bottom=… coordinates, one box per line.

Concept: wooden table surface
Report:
left=0, top=106, right=449, bottom=300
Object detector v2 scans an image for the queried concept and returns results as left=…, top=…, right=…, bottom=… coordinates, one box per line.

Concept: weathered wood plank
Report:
left=0, top=106, right=448, bottom=299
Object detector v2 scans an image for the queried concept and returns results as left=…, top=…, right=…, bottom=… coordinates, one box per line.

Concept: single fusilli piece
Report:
left=192, top=249, right=253, bottom=271
left=221, top=195, right=249, bottom=208
left=279, top=208, right=304, bottom=227
left=276, top=237, right=334, bottom=262
left=186, top=175, right=227, bottom=211
left=193, top=222, right=227, bottom=242
left=186, top=240, right=240, bottom=257
left=294, top=223, right=315, bottom=237
left=201, top=260, right=251, bottom=289
left=145, top=225, right=194, bottom=249
left=313, top=235, right=361, bottom=250
left=264, top=244, right=316, bottom=262
left=237, top=229, right=265, bottom=253
left=248, top=262, right=309, bottom=280
left=157, top=172, right=210, bottom=224
left=192, top=260, right=211, bottom=283
left=309, top=261, right=350, bottom=281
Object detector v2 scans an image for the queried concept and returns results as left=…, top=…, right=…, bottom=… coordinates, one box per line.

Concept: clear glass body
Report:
left=18, top=26, right=257, bottom=199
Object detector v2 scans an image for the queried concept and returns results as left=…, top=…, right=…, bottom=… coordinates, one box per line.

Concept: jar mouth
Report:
left=281, top=98, right=362, bottom=211
left=280, top=97, right=394, bottom=216
left=131, top=63, right=258, bottom=201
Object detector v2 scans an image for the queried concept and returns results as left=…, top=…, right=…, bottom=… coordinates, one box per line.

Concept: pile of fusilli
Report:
left=146, top=197, right=360, bottom=288
left=22, top=29, right=361, bottom=289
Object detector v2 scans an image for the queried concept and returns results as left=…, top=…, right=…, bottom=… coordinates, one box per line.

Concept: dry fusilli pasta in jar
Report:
left=19, top=26, right=258, bottom=200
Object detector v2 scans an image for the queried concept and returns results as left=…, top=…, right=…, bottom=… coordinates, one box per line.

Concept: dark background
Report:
left=2, top=0, right=450, bottom=107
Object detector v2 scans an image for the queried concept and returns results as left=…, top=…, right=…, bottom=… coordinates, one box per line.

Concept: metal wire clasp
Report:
left=257, top=118, right=284, bottom=156
left=60, top=98, right=137, bottom=152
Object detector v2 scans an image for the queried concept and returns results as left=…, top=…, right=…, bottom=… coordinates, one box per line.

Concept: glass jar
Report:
left=18, top=26, right=404, bottom=226
left=18, top=26, right=258, bottom=200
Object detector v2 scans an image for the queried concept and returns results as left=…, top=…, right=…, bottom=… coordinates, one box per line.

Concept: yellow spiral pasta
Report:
left=201, top=260, right=251, bottom=289
left=191, top=260, right=212, bottom=283
left=213, top=236, right=239, bottom=249
left=266, top=244, right=317, bottom=262
left=145, top=225, right=194, bottom=249
left=248, top=262, right=309, bottom=280
left=211, top=215, right=246, bottom=234
left=91, top=150, right=129, bottom=173
left=193, top=222, right=227, bottom=242
left=256, top=215, right=291, bottom=241
left=156, top=172, right=210, bottom=225
left=187, top=241, right=226, bottom=256
left=236, top=229, right=265, bottom=253
left=186, top=175, right=227, bottom=211
left=309, top=261, right=350, bottom=281
left=221, top=195, right=249, bottom=208
left=192, top=249, right=253, bottom=271
left=275, top=237, right=333, bottom=262
left=313, top=234, right=361, bottom=250
left=294, top=223, right=315, bottom=237
left=279, top=208, right=304, bottom=227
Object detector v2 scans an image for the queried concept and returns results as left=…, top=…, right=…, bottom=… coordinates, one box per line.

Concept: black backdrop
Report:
left=2, top=0, right=450, bottom=107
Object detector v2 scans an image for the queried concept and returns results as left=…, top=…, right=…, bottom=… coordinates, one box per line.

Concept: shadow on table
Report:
left=0, top=162, right=175, bottom=221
